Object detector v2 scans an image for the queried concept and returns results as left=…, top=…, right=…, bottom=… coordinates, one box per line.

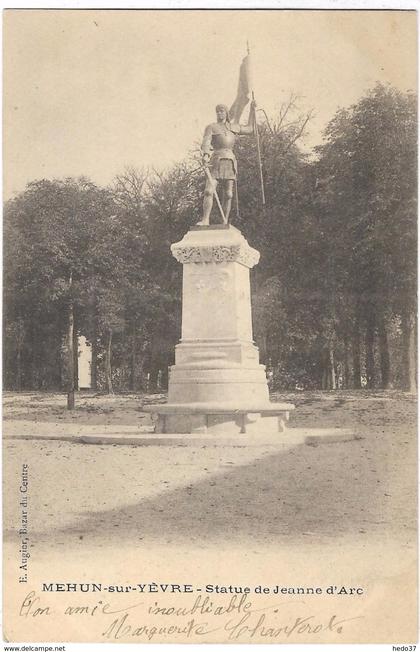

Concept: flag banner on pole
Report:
left=229, top=54, right=252, bottom=123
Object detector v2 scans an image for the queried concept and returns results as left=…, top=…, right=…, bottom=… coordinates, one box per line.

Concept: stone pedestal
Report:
left=144, top=225, right=294, bottom=435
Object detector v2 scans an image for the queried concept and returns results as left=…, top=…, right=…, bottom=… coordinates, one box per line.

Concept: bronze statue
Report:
left=197, top=101, right=256, bottom=225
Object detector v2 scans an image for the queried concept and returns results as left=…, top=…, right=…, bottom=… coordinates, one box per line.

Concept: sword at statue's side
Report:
left=203, top=164, right=228, bottom=224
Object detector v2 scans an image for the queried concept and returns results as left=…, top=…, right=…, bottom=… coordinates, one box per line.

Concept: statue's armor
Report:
left=201, top=122, right=241, bottom=180
left=211, top=128, right=237, bottom=150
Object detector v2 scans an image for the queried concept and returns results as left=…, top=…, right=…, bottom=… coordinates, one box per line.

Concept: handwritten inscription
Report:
left=18, top=591, right=362, bottom=642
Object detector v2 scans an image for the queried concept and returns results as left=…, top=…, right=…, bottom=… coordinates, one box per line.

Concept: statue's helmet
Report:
left=215, top=104, right=230, bottom=120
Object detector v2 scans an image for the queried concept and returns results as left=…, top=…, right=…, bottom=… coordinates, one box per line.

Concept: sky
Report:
left=3, top=9, right=417, bottom=199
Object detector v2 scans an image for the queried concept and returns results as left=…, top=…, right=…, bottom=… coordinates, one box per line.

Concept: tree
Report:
left=4, top=177, right=116, bottom=400
left=314, top=84, right=417, bottom=390
left=4, top=86, right=415, bottom=394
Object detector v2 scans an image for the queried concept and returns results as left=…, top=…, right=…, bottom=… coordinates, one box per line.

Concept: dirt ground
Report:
left=2, top=390, right=418, bottom=645
left=3, top=390, right=417, bottom=551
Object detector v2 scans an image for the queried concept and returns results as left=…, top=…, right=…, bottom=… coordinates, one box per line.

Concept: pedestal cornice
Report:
left=171, top=226, right=260, bottom=269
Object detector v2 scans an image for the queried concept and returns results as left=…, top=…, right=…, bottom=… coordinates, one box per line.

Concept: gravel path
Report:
left=3, top=390, right=416, bottom=552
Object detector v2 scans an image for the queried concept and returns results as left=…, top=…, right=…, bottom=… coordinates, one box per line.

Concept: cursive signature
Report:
left=101, top=600, right=362, bottom=641
left=223, top=610, right=362, bottom=640
left=18, top=591, right=362, bottom=641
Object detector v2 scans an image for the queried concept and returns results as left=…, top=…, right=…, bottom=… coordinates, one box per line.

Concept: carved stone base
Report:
left=144, top=225, right=296, bottom=437
left=168, top=364, right=269, bottom=403
left=143, top=402, right=294, bottom=435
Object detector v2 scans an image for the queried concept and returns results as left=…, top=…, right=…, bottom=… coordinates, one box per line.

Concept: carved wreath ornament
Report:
left=171, top=244, right=260, bottom=268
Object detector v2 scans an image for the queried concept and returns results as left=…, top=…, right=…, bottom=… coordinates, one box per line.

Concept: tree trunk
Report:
left=321, top=347, right=336, bottom=390
left=16, top=318, right=24, bottom=391
left=148, top=363, right=159, bottom=393
left=73, top=323, right=79, bottom=391
left=378, top=315, right=391, bottom=389
left=130, top=328, right=137, bottom=392
left=67, top=285, right=75, bottom=410
left=321, top=350, right=328, bottom=389
left=328, top=345, right=337, bottom=390
left=104, top=328, right=113, bottom=394
left=54, top=342, right=63, bottom=391
left=161, top=359, right=169, bottom=390
left=343, top=335, right=350, bottom=389
left=16, top=343, right=22, bottom=391
left=30, top=319, right=40, bottom=390
left=365, top=313, right=376, bottom=389
left=352, top=318, right=362, bottom=389
left=91, top=319, right=98, bottom=391
left=402, top=308, right=416, bottom=393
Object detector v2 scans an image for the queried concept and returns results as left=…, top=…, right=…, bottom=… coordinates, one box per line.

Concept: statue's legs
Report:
left=222, top=180, right=234, bottom=222
left=197, top=176, right=216, bottom=225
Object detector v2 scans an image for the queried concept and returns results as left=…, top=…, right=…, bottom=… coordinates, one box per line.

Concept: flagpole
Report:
left=235, top=177, right=240, bottom=219
left=247, top=42, right=266, bottom=206
left=252, top=90, right=266, bottom=206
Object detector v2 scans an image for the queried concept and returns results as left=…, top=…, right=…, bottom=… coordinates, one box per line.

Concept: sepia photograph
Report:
left=2, top=7, right=418, bottom=647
